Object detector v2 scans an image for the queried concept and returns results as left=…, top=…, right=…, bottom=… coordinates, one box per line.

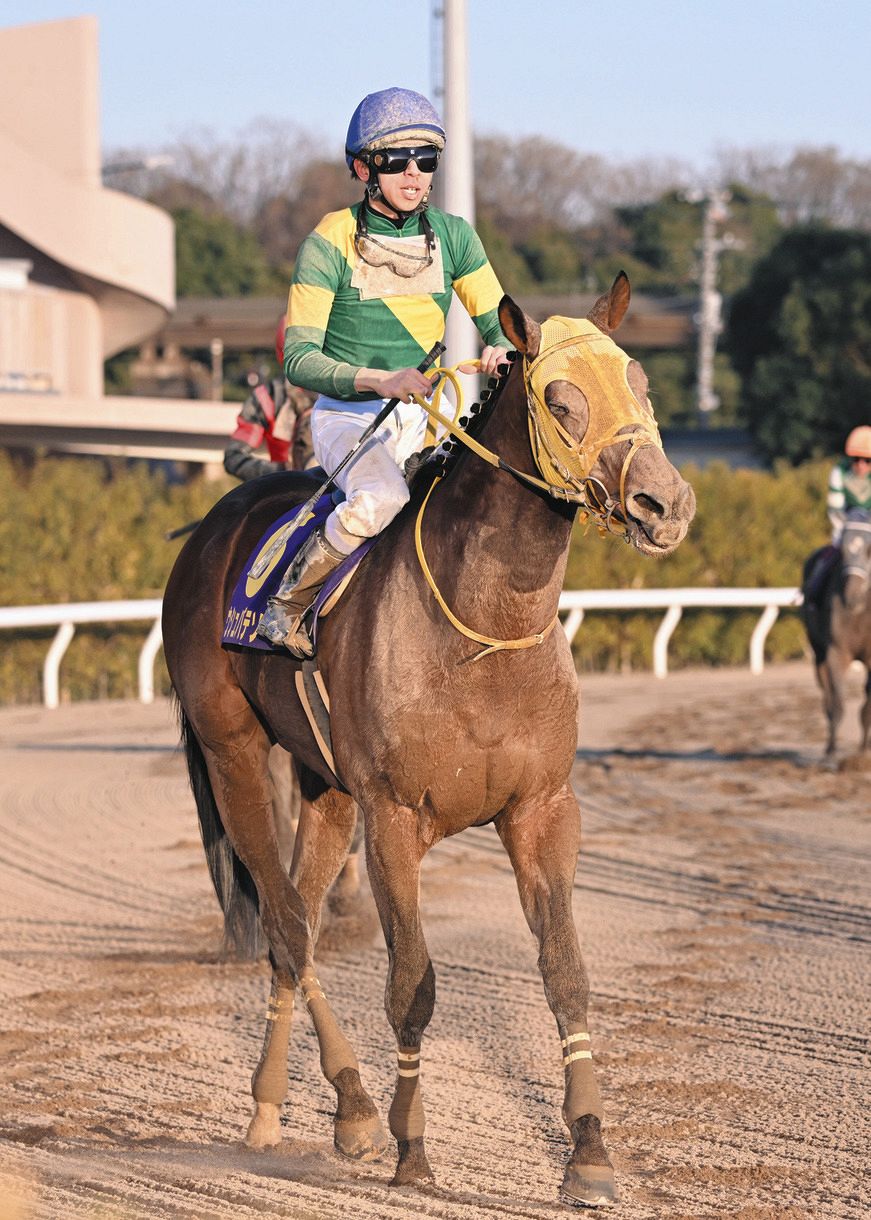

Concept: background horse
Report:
left=802, top=508, right=871, bottom=756
left=162, top=276, right=696, bottom=1208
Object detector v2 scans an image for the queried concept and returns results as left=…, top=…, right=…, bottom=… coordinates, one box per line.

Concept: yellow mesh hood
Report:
left=524, top=316, right=661, bottom=489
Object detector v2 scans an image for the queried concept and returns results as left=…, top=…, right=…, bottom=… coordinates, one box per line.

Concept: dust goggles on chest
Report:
left=366, top=145, right=441, bottom=174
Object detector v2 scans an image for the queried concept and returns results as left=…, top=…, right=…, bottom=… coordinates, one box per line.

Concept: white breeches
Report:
left=311, top=396, right=429, bottom=554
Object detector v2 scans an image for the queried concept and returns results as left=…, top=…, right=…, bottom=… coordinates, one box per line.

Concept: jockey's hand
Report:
left=458, top=345, right=510, bottom=376
left=356, top=366, right=435, bottom=403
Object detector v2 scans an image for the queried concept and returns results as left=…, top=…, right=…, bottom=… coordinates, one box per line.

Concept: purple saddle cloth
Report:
left=221, top=494, right=375, bottom=653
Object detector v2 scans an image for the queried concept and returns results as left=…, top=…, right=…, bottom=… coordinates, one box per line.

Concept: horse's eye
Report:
left=548, top=401, right=569, bottom=419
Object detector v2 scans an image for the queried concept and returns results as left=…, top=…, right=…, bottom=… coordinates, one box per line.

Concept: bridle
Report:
left=410, top=323, right=664, bottom=659
left=521, top=319, right=663, bottom=532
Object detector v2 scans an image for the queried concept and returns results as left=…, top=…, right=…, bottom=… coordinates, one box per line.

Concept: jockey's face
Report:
left=354, top=156, right=434, bottom=218
left=852, top=456, right=871, bottom=475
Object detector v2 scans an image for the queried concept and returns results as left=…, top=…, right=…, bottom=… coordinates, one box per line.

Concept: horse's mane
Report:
left=405, top=352, right=518, bottom=501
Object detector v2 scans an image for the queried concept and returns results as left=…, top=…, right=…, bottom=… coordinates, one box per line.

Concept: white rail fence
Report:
left=0, top=588, right=803, bottom=709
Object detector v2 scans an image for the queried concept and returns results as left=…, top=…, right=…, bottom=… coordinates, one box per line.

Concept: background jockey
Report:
left=827, top=425, right=871, bottom=541
left=803, top=425, right=871, bottom=606
left=258, top=86, right=511, bottom=656
left=223, top=314, right=317, bottom=480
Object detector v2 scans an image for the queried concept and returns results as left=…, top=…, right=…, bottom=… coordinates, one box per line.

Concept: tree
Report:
left=172, top=206, right=283, bottom=297
left=726, top=225, right=871, bottom=464
left=714, top=145, right=871, bottom=231
left=611, top=187, right=782, bottom=297
left=253, top=160, right=359, bottom=271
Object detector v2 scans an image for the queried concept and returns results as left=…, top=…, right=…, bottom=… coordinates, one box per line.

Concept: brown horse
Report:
left=163, top=276, right=696, bottom=1208
left=802, top=508, right=871, bottom=756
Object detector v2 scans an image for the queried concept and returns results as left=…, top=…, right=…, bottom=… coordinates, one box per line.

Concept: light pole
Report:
left=690, top=188, right=733, bottom=428
left=433, top=0, right=480, bottom=389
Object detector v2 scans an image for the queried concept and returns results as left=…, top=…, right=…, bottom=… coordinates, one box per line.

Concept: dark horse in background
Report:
left=802, top=508, right=871, bottom=757
left=162, top=276, right=696, bottom=1208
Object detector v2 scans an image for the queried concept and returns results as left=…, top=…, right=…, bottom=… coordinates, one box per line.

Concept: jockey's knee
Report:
left=337, top=484, right=409, bottom=539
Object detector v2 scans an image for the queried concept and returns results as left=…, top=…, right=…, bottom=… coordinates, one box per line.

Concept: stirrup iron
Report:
left=257, top=527, right=346, bottom=657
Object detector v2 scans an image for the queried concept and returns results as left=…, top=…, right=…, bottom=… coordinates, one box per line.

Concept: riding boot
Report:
left=257, top=526, right=347, bottom=657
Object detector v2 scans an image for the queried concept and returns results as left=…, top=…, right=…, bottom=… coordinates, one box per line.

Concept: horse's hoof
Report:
left=334, top=1114, right=388, bottom=1162
left=560, top=1163, right=618, bottom=1208
left=244, top=1102, right=282, bottom=1149
left=561, top=1115, right=617, bottom=1208
left=390, top=1136, right=435, bottom=1186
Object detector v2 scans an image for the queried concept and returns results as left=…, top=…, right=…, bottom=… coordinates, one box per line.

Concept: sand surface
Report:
left=0, top=663, right=867, bottom=1219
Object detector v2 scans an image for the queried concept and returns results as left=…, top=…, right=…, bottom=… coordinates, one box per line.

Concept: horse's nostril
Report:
left=628, top=492, right=664, bottom=519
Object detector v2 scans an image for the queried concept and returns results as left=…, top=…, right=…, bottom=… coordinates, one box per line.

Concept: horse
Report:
left=802, top=508, right=871, bottom=756
left=162, top=274, right=696, bottom=1209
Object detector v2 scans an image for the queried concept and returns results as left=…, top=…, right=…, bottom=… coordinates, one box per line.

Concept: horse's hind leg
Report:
left=268, top=743, right=300, bottom=868
left=190, top=701, right=367, bottom=1154
left=817, top=651, right=848, bottom=756
left=248, top=783, right=385, bottom=1158
left=497, top=785, right=616, bottom=1208
left=285, top=786, right=386, bottom=1160
left=328, top=806, right=364, bottom=915
left=860, top=665, right=871, bottom=752
left=364, top=802, right=436, bottom=1187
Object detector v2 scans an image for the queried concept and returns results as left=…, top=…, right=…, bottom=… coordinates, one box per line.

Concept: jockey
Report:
left=258, top=86, right=511, bottom=656
left=827, top=425, right=871, bottom=541
left=223, top=315, right=317, bottom=480
left=804, top=426, right=871, bottom=607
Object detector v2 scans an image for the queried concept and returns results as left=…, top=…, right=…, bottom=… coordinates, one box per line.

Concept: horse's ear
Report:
left=588, top=271, right=631, bottom=335
left=498, top=295, right=541, bottom=359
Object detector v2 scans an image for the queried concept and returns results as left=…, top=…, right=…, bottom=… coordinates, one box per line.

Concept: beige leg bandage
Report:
left=388, top=1046, right=426, bottom=1141
left=299, top=968, right=361, bottom=1083
left=561, top=1026, right=604, bottom=1125
left=251, top=981, right=295, bottom=1105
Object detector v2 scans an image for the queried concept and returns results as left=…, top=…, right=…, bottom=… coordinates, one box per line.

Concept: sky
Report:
left=3, top=0, right=871, bottom=170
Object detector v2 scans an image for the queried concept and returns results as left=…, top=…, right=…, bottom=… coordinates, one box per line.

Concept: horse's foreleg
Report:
left=497, top=786, right=616, bottom=1209
left=364, top=804, right=436, bottom=1187
left=289, top=788, right=386, bottom=1161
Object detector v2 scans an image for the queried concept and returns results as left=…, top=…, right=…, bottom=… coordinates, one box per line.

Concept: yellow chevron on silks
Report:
left=382, top=295, right=446, bottom=357
left=313, top=207, right=357, bottom=260
left=453, top=260, right=503, bottom=319
left=288, top=282, right=335, bottom=333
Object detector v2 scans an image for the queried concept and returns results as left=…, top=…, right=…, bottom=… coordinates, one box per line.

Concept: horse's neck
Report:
left=424, top=375, right=574, bottom=632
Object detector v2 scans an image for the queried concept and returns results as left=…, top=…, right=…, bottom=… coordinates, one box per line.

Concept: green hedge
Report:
left=565, top=458, right=826, bottom=671
left=0, top=454, right=234, bottom=704
left=0, top=454, right=828, bottom=703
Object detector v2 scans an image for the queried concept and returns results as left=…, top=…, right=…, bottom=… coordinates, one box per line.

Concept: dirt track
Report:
left=0, top=663, right=867, bottom=1220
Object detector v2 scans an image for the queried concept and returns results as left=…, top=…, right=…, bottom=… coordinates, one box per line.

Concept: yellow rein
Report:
left=414, top=474, right=559, bottom=662
left=411, top=361, right=559, bottom=661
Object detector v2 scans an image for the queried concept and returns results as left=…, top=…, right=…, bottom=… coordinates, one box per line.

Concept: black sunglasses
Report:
left=368, top=146, right=441, bottom=174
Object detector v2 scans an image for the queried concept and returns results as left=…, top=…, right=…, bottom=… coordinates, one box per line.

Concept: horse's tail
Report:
left=174, top=695, right=263, bottom=960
